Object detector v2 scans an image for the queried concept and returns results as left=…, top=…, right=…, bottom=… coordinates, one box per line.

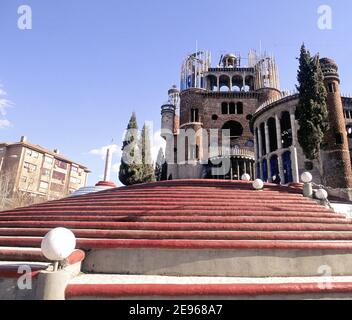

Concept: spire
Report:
left=103, top=146, right=112, bottom=182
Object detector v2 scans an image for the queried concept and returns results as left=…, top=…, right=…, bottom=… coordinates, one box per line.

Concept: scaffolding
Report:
left=180, top=51, right=211, bottom=90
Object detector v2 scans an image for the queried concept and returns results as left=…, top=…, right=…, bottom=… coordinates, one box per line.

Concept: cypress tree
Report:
left=139, top=124, right=156, bottom=183
left=296, top=44, right=329, bottom=161
left=155, top=148, right=167, bottom=181
left=119, top=112, right=143, bottom=186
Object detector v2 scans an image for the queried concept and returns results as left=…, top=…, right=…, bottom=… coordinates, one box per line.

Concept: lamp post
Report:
left=41, top=228, right=76, bottom=271
left=301, top=172, right=313, bottom=198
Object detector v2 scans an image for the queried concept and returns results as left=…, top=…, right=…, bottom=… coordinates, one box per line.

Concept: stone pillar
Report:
left=275, top=114, right=283, bottom=149
left=265, top=121, right=270, bottom=155
left=217, top=77, right=220, bottom=92
left=229, top=78, right=233, bottom=92
left=290, top=146, right=300, bottom=183
left=277, top=152, right=285, bottom=183
left=257, top=126, right=263, bottom=158
left=267, top=158, right=272, bottom=182
left=290, top=110, right=297, bottom=147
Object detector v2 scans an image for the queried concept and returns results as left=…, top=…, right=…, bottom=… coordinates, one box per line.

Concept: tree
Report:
left=139, top=124, right=156, bottom=183
left=155, top=148, right=167, bottom=181
left=119, top=113, right=143, bottom=186
left=296, top=44, right=329, bottom=161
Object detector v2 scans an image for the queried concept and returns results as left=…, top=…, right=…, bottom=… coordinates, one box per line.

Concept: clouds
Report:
left=88, top=129, right=166, bottom=182
left=89, top=144, right=121, bottom=160
left=0, top=86, right=13, bottom=129
left=0, top=120, right=11, bottom=129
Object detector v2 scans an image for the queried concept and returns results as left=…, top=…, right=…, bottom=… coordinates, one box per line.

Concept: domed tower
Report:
left=161, top=85, right=179, bottom=139
left=320, top=57, right=352, bottom=189
left=222, top=54, right=238, bottom=68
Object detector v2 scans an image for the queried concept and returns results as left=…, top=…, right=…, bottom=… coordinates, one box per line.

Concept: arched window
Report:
left=282, top=151, right=293, bottom=184
left=221, top=102, right=228, bottom=115
left=260, top=122, right=266, bottom=155
left=268, top=117, right=278, bottom=152
left=229, top=102, right=236, bottom=114
left=222, top=121, right=244, bottom=141
left=281, top=112, right=292, bottom=148
left=191, top=108, right=199, bottom=122
left=237, top=102, right=243, bottom=114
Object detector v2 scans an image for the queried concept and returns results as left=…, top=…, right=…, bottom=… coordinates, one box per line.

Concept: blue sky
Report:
left=0, top=0, right=352, bottom=185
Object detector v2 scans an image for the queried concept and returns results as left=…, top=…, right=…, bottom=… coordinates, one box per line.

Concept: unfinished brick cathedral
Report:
left=160, top=50, right=352, bottom=198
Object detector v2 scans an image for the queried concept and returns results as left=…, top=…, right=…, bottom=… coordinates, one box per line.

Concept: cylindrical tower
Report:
left=320, top=57, right=352, bottom=189
left=161, top=85, right=179, bottom=140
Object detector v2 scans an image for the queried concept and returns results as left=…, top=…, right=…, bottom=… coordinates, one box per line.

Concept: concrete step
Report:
left=81, top=241, right=352, bottom=277
left=65, top=274, right=352, bottom=300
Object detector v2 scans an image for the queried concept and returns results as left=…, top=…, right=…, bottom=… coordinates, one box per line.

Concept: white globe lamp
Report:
left=41, top=228, right=76, bottom=265
left=316, top=189, right=328, bottom=200
left=301, top=172, right=313, bottom=184
left=253, top=179, right=264, bottom=190
left=241, top=174, right=251, bottom=181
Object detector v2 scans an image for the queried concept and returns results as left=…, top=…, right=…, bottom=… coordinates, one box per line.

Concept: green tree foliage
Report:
left=119, top=112, right=142, bottom=186
left=139, top=124, right=156, bottom=183
left=155, top=148, right=167, bottom=181
left=119, top=114, right=156, bottom=185
left=296, top=44, right=329, bottom=160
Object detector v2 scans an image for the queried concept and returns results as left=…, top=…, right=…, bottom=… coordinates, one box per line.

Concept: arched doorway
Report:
left=282, top=151, right=293, bottom=184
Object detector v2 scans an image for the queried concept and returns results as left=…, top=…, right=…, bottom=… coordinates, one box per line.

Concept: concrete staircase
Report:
left=1, top=179, right=352, bottom=299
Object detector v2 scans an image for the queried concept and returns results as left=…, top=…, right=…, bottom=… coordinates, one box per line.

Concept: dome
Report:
left=69, top=181, right=116, bottom=197
left=168, top=85, right=180, bottom=95
left=222, top=53, right=238, bottom=67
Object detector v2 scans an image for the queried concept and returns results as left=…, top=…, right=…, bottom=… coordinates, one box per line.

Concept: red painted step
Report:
left=65, top=282, right=352, bottom=299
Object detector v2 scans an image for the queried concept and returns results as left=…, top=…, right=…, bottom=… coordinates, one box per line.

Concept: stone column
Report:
left=217, top=76, right=220, bottom=92
left=254, top=133, right=258, bottom=161
left=257, top=126, right=263, bottom=159
left=290, top=146, right=300, bottom=183
left=277, top=152, right=285, bottom=183
left=290, top=110, right=297, bottom=147
left=275, top=114, right=283, bottom=149
left=265, top=121, right=271, bottom=156
left=229, top=78, right=233, bottom=92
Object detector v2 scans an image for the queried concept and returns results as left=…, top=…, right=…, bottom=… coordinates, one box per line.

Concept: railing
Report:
left=217, top=148, right=255, bottom=159
left=257, top=90, right=299, bottom=113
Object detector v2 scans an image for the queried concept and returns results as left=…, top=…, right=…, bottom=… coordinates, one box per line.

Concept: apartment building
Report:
left=0, top=136, right=90, bottom=200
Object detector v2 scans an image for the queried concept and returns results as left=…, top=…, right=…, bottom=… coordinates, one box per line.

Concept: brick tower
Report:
left=320, top=57, right=352, bottom=189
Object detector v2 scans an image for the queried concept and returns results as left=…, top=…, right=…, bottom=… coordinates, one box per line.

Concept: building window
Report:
left=45, top=156, right=54, bottom=165
left=221, top=102, right=243, bottom=115
left=222, top=121, right=244, bottom=141
left=212, top=114, right=218, bottom=121
left=24, top=162, right=37, bottom=172
left=336, top=133, right=343, bottom=145
left=237, top=102, right=243, bottom=114
left=26, top=149, right=39, bottom=158
left=229, top=103, right=236, bottom=115
left=71, top=166, right=79, bottom=173
left=52, top=170, right=66, bottom=183
left=70, top=177, right=81, bottom=184
left=39, top=181, right=49, bottom=190
left=191, top=108, right=199, bottom=122
left=328, top=82, right=335, bottom=93
left=41, top=168, right=51, bottom=177
left=55, top=160, right=68, bottom=170
left=221, top=102, right=228, bottom=115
